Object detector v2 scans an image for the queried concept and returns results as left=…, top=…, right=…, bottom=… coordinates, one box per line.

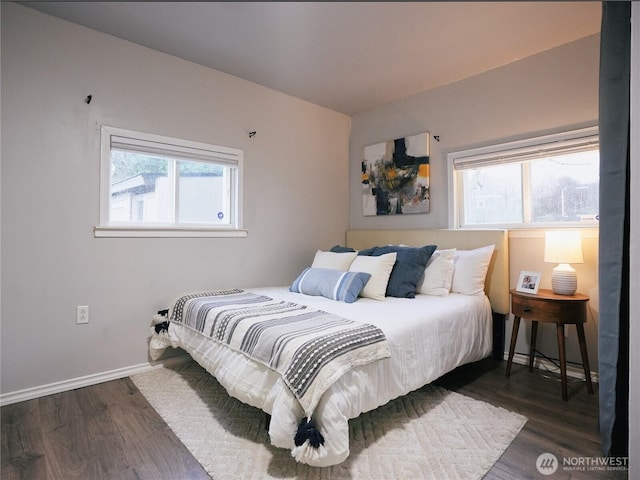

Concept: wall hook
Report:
left=433, top=135, right=440, bottom=142
left=85, top=95, right=93, bottom=104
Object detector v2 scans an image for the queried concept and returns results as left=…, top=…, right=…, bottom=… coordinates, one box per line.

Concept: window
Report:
left=97, top=126, right=245, bottom=237
left=448, top=127, right=599, bottom=228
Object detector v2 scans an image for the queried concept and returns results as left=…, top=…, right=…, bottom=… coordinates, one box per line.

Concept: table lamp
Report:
left=544, top=230, right=584, bottom=295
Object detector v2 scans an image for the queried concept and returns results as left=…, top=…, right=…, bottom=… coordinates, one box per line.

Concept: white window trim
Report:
left=97, top=126, right=246, bottom=238
left=447, top=126, right=599, bottom=229
left=94, top=226, right=247, bottom=238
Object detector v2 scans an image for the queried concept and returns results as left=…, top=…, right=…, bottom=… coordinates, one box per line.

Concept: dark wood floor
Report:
left=1, top=358, right=628, bottom=480
left=434, top=359, right=628, bottom=480
left=1, top=375, right=210, bottom=480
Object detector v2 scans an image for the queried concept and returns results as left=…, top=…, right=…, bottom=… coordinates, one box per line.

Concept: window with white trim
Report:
left=97, top=126, right=244, bottom=237
left=448, top=127, right=599, bottom=228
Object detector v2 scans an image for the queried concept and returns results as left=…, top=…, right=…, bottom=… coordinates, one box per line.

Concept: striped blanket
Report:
left=169, top=289, right=391, bottom=417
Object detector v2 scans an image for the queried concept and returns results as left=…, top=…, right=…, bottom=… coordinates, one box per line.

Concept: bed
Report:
left=149, top=229, right=509, bottom=467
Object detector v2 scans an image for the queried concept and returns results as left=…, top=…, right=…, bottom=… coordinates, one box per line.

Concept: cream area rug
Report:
left=131, top=360, right=527, bottom=480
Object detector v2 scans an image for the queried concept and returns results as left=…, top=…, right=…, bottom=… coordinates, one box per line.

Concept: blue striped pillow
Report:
left=290, top=268, right=371, bottom=303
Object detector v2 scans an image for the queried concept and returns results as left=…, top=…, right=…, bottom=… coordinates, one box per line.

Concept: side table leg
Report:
left=529, top=321, right=538, bottom=372
left=556, top=323, right=568, bottom=401
left=576, top=323, right=594, bottom=394
left=506, top=315, right=521, bottom=377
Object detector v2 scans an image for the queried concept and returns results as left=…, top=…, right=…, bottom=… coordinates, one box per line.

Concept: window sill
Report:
left=94, top=226, right=248, bottom=238
left=508, top=227, right=599, bottom=239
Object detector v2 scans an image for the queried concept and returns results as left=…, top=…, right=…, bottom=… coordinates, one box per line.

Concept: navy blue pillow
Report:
left=329, top=245, right=356, bottom=253
left=356, top=246, right=378, bottom=256
left=371, top=245, right=437, bottom=298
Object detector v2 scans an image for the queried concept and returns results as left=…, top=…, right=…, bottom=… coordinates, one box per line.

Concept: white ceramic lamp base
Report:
left=551, top=263, right=577, bottom=295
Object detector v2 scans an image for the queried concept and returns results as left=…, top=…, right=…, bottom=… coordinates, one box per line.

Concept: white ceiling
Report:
left=21, top=1, right=602, bottom=116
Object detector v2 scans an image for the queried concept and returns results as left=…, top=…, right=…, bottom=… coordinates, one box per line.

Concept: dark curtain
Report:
left=598, top=1, right=631, bottom=458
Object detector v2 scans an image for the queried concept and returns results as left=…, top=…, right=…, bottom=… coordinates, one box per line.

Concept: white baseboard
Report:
left=0, top=354, right=190, bottom=407
left=505, top=351, right=600, bottom=384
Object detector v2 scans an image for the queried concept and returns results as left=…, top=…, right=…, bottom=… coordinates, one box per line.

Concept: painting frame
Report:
left=362, top=132, right=430, bottom=216
left=516, top=270, right=542, bottom=294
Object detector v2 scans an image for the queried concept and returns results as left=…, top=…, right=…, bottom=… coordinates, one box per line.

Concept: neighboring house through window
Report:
left=96, top=126, right=245, bottom=237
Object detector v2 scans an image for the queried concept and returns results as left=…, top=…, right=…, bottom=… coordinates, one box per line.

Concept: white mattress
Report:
left=158, top=287, right=493, bottom=466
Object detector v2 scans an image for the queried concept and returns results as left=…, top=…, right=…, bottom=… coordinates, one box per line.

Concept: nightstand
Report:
left=506, top=288, right=594, bottom=401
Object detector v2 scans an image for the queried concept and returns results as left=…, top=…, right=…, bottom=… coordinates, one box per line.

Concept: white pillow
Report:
left=418, top=248, right=456, bottom=296
left=450, top=245, right=495, bottom=296
left=349, top=252, right=397, bottom=300
left=311, top=250, right=358, bottom=271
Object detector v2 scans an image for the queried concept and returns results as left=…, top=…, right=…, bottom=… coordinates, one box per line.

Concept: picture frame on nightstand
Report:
left=516, top=270, right=542, bottom=294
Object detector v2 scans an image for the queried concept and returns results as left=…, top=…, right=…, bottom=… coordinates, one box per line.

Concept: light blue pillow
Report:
left=290, top=268, right=371, bottom=303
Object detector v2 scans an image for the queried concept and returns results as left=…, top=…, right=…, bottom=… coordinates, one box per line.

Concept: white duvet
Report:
left=152, top=287, right=493, bottom=467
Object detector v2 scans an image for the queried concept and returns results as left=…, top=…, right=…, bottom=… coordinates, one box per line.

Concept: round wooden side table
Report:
left=506, top=288, right=594, bottom=401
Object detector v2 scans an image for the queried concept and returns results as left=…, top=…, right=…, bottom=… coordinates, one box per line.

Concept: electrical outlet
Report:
left=76, top=305, right=89, bottom=324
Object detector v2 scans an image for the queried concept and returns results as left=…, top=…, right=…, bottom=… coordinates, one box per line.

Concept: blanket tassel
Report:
left=154, top=320, right=170, bottom=334
left=294, top=417, right=324, bottom=449
left=149, top=312, right=171, bottom=361
left=291, top=417, right=327, bottom=462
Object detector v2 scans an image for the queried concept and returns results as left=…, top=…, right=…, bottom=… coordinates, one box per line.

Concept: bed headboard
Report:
left=345, top=229, right=510, bottom=315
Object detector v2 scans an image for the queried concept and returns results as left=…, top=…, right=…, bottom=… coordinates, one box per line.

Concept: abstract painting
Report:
left=362, top=132, right=430, bottom=216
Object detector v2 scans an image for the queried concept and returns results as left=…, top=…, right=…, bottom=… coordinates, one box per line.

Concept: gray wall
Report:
left=0, top=3, right=351, bottom=396
left=349, top=35, right=601, bottom=371
left=350, top=34, right=600, bottom=230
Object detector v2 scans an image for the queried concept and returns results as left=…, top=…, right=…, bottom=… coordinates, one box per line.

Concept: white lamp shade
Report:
left=544, top=230, right=584, bottom=264
left=544, top=230, right=583, bottom=295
